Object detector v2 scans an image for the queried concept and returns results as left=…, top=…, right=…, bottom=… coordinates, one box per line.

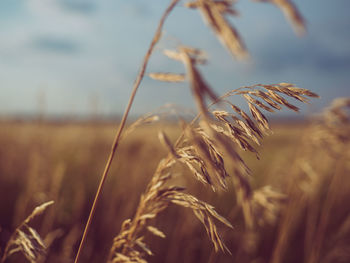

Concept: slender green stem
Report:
left=73, top=1, right=180, bottom=262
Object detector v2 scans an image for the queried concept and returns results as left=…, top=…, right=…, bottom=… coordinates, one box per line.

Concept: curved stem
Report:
left=73, top=1, right=180, bottom=262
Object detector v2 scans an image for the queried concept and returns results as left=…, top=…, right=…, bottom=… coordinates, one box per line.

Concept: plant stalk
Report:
left=73, top=1, right=180, bottom=262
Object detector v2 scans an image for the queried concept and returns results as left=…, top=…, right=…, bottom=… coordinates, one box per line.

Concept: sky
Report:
left=0, top=0, right=349, bottom=118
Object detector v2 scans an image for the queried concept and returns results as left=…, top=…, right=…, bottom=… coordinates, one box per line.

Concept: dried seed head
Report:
left=252, top=186, right=287, bottom=226
left=177, top=146, right=213, bottom=186
left=125, top=114, right=159, bottom=137
left=323, top=97, right=350, bottom=128
left=230, top=104, right=263, bottom=138
left=147, top=226, right=166, bottom=238
left=186, top=0, right=248, bottom=59
left=179, top=48, right=219, bottom=118
left=2, top=201, right=54, bottom=263
left=248, top=103, right=270, bottom=131
left=163, top=49, right=183, bottom=61
left=275, top=0, right=306, bottom=36
left=149, top=72, right=185, bottom=82
left=250, top=90, right=282, bottom=110
left=213, top=111, right=259, bottom=156
left=266, top=90, right=300, bottom=112
left=158, top=131, right=179, bottom=158
left=25, top=201, right=54, bottom=224
left=186, top=127, right=229, bottom=189
left=232, top=117, right=261, bottom=145
left=169, top=192, right=232, bottom=253
left=243, top=94, right=274, bottom=112
left=253, top=0, right=306, bottom=36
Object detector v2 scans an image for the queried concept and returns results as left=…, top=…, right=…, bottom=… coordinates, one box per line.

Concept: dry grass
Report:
left=0, top=116, right=350, bottom=262
left=1, top=201, right=54, bottom=263
left=0, top=116, right=349, bottom=262
left=104, top=76, right=320, bottom=262
left=1, top=0, right=349, bottom=263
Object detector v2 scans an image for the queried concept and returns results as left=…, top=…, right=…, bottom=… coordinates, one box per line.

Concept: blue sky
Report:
left=0, top=0, right=349, bottom=118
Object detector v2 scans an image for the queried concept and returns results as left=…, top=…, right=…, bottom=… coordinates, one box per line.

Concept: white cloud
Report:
left=26, top=0, right=95, bottom=35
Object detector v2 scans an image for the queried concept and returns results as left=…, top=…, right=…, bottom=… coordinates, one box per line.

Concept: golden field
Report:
left=0, top=119, right=349, bottom=263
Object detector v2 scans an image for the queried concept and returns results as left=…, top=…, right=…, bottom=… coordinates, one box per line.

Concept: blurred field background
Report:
left=0, top=117, right=349, bottom=263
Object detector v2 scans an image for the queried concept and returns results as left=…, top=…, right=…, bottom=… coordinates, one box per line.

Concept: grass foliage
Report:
left=1, top=0, right=349, bottom=263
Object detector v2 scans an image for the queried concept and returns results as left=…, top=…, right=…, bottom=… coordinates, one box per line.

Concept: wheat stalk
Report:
left=76, top=0, right=312, bottom=261
left=149, top=65, right=319, bottom=228
left=185, top=0, right=248, bottom=59
left=108, top=131, right=233, bottom=262
left=72, top=1, right=182, bottom=262
left=107, top=80, right=319, bottom=261
left=1, top=201, right=54, bottom=263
